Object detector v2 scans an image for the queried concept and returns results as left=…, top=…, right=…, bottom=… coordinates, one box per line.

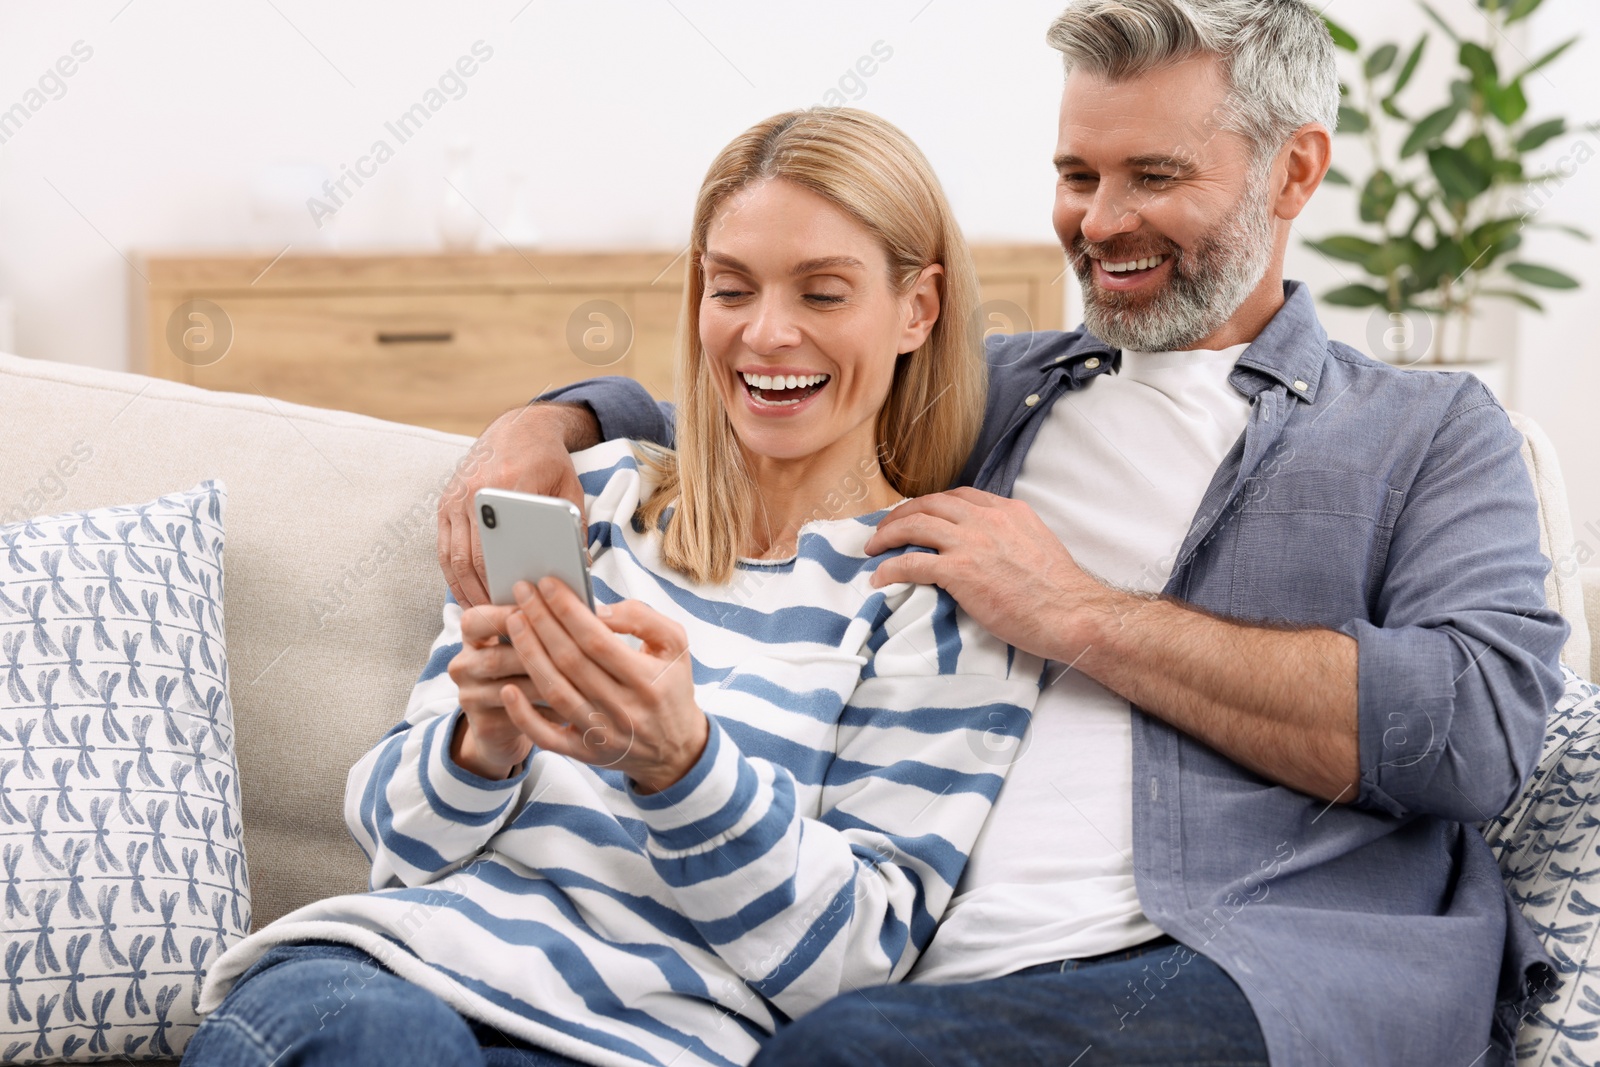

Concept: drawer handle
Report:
left=376, top=331, right=455, bottom=344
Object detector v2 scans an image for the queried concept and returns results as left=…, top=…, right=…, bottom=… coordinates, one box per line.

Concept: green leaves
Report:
left=1469, top=216, right=1525, bottom=252
left=1506, top=262, right=1580, bottom=289
left=1465, top=216, right=1524, bottom=268
left=1305, top=236, right=1422, bottom=282
left=1305, top=236, right=1381, bottom=263
left=1366, top=236, right=1425, bottom=275
left=1366, top=44, right=1400, bottom=79
left=1323, top=284, right=1390, bottom=308
left=1519, top=36, right=1577, bottom=80
left=1323, top=15, right=1359, bottom=52
left=1459, top=42, right=1498, bottom=87
left=1480, top=287, right=1544, bottom=311
left=1310, top=6, right=1588, bottom=331
left=1530, top=221, right=1592, bottom=241
left=1413, top=239, right=1469, bottom=291
left=1360, top=169, right=1400, bottom=224
left=1402, top=105, right=1459, bottom=158
left=1516, top=118, right=1567, bottom=153
left=1505, top=0, right=1547, bottom=25
left=1429, top=146, right=1492, bottom=202
left=1485, top=80, right=1529, bottom=125
left=1418, top=2, right=1460, bottom=42
left=1391, top=36, right=1428, bottom=98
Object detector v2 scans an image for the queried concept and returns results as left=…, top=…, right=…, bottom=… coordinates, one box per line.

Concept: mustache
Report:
left=1069, top=236, right=1180, bottom=264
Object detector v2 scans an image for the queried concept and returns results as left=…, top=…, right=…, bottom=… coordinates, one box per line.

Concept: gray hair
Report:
left=1045, top=0, right=1339, bottom=164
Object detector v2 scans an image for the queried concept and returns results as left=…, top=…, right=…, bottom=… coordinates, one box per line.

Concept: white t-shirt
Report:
left=911, top=344, right=1253, bottom=984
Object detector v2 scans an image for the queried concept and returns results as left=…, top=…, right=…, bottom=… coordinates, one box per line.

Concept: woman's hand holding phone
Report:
left=448, top=604, right=548, bottom=780
left=500, top=578, right=709, bottom=795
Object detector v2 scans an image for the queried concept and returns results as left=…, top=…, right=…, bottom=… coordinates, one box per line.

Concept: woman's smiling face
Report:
left=699, top=178, right=939, bottom=468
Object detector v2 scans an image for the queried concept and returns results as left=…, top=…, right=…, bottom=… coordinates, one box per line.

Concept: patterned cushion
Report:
left=0, top=482, right=249, bottom=1063
left=1486, top=667, right=1600, bottom=1064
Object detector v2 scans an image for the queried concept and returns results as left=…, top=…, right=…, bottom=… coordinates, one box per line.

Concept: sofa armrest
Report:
left=1585, top=566, right=1600, bottom=683
left=1508, top=412, right=1591, bottom=678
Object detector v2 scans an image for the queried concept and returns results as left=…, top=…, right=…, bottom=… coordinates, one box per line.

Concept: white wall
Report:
left=1516, top=4, right=1600, bottom=559
left=0, top=0, right=1594, bottom=533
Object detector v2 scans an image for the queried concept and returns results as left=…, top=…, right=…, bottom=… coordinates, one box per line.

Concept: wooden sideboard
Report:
left=132, top=246, right=1066, bottom=436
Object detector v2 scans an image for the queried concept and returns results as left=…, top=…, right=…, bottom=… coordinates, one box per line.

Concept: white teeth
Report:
left=740, top=371, right=829, bottom=391
left=1102, top=255, right=1166, bottom=274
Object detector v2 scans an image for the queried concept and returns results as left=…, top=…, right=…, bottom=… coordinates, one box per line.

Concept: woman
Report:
left=185, top=108, right=1041, bottom=1067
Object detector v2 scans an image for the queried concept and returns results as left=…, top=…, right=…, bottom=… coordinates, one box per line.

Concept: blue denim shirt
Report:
left=544, top=280, right=1569, bottom=1066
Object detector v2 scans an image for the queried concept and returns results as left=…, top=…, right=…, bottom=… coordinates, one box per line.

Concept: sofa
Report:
left=1, top=348, right=1597, bottom=1065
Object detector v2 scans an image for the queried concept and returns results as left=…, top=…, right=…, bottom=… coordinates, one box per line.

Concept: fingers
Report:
left=504, top=607, right=596, bottom=720
left=870, top=549, right=950, bottom=590
left=516, top=580, right=638, bottom=691
left=449, top=634, right=551, bottom=716
left=865, top=492, right=992, bottom=555
left=865, top=512, right=962, bottom=557
left=459, top=604, right=519, bottom=648
left=449, top=506, right=491, bottom=609
left=466, top=507, right=488, bottom=607
left=600, top=600, right=687, bottom=659
left=458, top=673, right=544, bottom=720
left=885, top=490, right=995, bottom=526
left=500, top=683, right=587, bottom=763
left=438, top=505, right=464, bottom=607
left=940, top=487, right=1008, bottom=507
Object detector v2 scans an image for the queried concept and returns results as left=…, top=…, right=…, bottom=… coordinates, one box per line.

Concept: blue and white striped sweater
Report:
left=201, top=440, right=1042, bottom=1067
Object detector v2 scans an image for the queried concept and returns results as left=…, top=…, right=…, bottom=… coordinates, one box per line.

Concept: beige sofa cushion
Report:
left=0, top=352, right=474, bottom=930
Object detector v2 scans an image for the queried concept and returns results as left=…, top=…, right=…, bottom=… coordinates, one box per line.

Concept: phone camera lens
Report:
left=480, top=504, right=497, bottom=529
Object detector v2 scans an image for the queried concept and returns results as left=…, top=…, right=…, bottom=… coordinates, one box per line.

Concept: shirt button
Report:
left=1293, top=379, right=1309, bottom=392
left=1024, top=394, right=1040, bottom=407
left=1084, top=357, right=1101, bottom=370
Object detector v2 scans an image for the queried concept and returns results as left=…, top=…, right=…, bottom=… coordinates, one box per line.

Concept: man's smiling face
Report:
left=1052, top=54, right=1284, bottom=352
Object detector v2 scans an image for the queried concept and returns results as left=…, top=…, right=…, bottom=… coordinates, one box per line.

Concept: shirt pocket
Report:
left=1226, top=467, right=1406, bottom=627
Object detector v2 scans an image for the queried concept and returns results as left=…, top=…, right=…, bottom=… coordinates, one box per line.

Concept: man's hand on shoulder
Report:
left=437, top=402, right=601, bottom=608
left=866, top=487, right=1105, bottom=662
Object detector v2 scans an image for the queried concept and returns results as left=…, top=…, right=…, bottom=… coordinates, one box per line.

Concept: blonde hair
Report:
left=637, top=108, right=985, bottom=585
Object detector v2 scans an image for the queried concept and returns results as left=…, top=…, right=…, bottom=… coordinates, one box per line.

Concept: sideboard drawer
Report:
left=156, top=291, right=638, bottom=437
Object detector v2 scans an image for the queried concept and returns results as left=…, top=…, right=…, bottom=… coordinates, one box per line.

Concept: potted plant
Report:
left=1310, top=0, right=1591, bottom=384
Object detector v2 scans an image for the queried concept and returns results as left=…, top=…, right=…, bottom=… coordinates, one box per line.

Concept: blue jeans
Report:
left=751, top=936, right=1268, bottom=1066
left=182, top=941, right=588, bottom=1067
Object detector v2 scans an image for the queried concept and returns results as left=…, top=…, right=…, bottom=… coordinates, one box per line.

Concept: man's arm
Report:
left=866, top=394, right=1567, bottom=815
left=864, top=489, right=1359, bottom=802
left=438, top=376, right=675, bottom=607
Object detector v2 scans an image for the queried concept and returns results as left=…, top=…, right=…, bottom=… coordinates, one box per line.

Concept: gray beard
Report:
left=1071, top=171, right=1277, bottom=353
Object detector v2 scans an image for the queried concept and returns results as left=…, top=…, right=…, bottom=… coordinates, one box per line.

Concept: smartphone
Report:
left=474, top=488, right=594, bottom=608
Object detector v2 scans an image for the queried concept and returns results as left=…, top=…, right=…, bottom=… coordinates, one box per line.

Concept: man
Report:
left=436, top=1, right=1567, bottom=1063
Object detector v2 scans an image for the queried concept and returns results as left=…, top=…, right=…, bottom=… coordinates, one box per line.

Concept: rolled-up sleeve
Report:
left=537, top=376, right=677, bottom=448
left=1344, top=386, right=1568, bottom=822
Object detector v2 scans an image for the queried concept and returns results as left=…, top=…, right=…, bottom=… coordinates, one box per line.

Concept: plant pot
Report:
left=1365, top=303, right=1515, bottom=404
left=1387, top=358, right=1511, bottom=403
